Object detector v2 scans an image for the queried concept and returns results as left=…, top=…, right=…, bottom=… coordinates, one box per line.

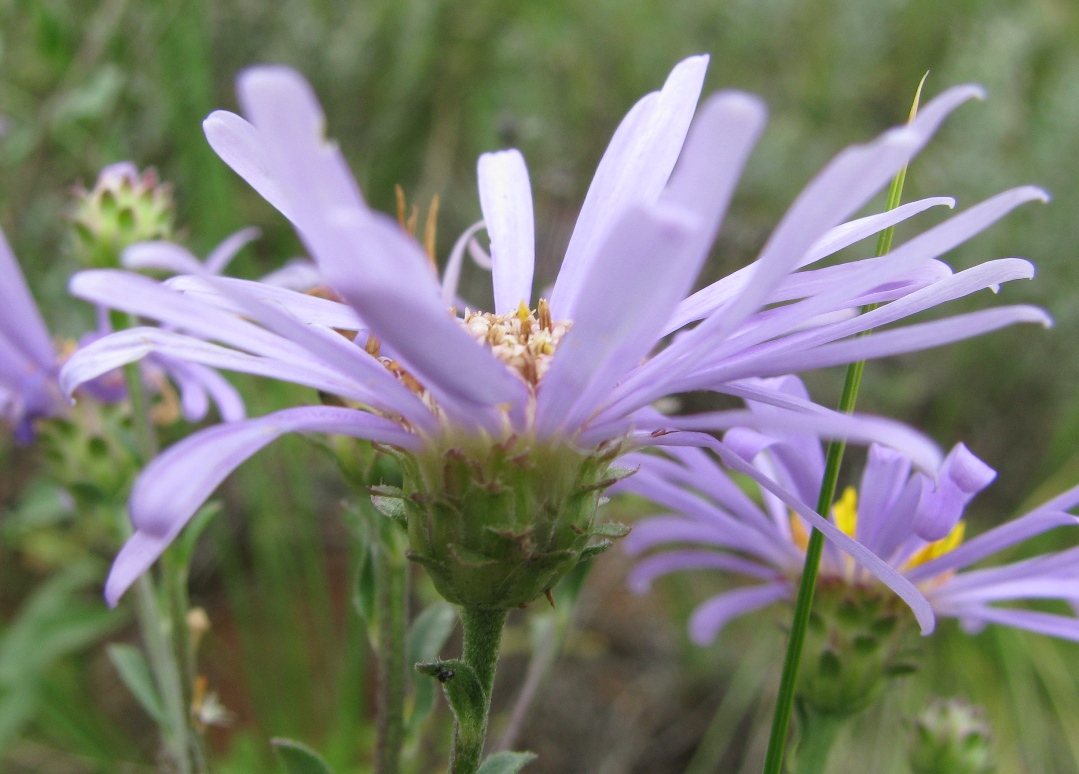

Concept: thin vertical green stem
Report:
left=450, top=606, right=508, bottom=774
left=759, top=76, right=926, bottom=774
left=375, top=519, right=409, bottom=774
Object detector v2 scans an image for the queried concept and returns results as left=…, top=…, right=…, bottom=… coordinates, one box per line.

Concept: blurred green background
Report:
left=2, top=0, right=1079, bottom=771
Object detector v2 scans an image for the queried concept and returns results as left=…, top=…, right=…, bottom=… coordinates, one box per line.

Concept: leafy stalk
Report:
left=760, top=74, right=927, bottom=774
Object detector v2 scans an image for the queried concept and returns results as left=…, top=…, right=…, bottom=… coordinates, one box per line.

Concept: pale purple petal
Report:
left=478, top=150, right=535, bottom=313
left=628, top=550, right=779, bottom=593
left=204, top=226, right=261, bottom=275
left=536, top=203, right=698, bottom=436
left=689, top=583, right=790, bottom=644
left=105, top=407, right=419, bottom=606
left=203, top=111, right=296, bottom=222
left=621, top=515, right=787, bottom=565
left=913, top=443, right=996, bottom=541
left=906, top=508, right=1079, bottom=583
left=122, top=242, right=204, bottom=275
left=551, top=55, right=709, bottom=316
left=441, top=220, right=487, bottom=307
left=258, top=259, right=323, bottom=291
left=938, top=605, right=1079, bottom=643
left=0, top=228, right=55, bottom=372
left=856, top=444, right=912, bottom=548
left=663, top=197, right=956, bottom=335
left=167, top=275, right=362, bottom=330
left=155, top=356, right=246, bottom=422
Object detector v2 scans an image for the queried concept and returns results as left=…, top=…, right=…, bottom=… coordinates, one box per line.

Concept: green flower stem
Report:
left=451, top=606, right=509, bottom=774
left=792, top=711, right=845, bottom=774
left=123, top=329, right=206, bottom=772
left=760, top=77, right=924, bottom=774
left=132, top=572, right=192, bottom=774
left=375, top=517, right=409, bottom=774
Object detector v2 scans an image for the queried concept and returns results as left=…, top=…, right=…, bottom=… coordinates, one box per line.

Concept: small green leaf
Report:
left=106, top=644, right=165, bottom=725
left=590, top=522, right=631, bottom=538
left=371, top=495, right=407, bottom=529
left=270, top=738, right=335, bottom=774
left=579, top=540, right=613, bottom=560
left=416, top=659, right=485, bottom=740
left=477, top=750, right=538, bottom=774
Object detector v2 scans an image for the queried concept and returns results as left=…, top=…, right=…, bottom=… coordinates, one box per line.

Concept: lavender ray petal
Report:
left=478, top=150, right=535, bottom=313
left=935, top=579, right=1079, bottom=605
left=157, top=357, right=246, bottom=422
left=936, top=604, right=1079, bottom=643
left=203, top=110, right=296, bottom=222
left=167, top=275, right=363, bottom=330
left=122, top=242, right=205, bottom=276
left=717, top=305, right=1051, bottom=385
left=662, top=196, right=955, bottom=335
left=258, top=259, right=323, bottom=292
left=204, top=227, right=261, bottom=275
left=621, top=515, right=787, bottom=565
left=689, top=583, right=790, bottom=645
left=551, top=55, right=709, bottom=316
left=0, top=228, right=56, bottom=372
left=442, top=220, right=487, bottom=308
left=536, top=203, right=698, bottom=437
left=628, top=549, right=779, bottom=593
left=906, top=510, right=1079, bottom=583
left=913, top=443, right=996, bottom=541
left=106, top=407, right=418, bottom=606
left=856, top=444, right=913, bottom=549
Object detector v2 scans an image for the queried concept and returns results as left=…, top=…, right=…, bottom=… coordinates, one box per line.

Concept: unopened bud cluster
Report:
left=71, top=162, right=174, bottom=268
left=909, top=698, right=993, bottom=774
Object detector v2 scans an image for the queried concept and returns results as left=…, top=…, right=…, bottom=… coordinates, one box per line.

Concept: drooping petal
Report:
left=105, top=407, right=420, bottom=606
left=937, top=604, right=1079, bottom=643
left=551, top=55, right=709, bottom=316
left=689, top=583, right=790, bottom=644
left=154, top=355, right=246, bottom=422
left=478, top=150, right=535, bottom=313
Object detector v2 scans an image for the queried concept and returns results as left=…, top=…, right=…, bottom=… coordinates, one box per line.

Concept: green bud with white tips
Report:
left=71, top=162, right=175, bottom=268
left=910, top=698, right=994, bottom=774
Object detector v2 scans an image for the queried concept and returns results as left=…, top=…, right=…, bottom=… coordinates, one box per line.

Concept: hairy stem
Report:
left=375, top=518, right=409, bottom=774
left=451, top=606, right=508, bottom=774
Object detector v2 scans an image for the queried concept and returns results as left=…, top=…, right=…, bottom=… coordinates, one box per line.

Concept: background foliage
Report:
left=2, top=0, right=1079, bottom=771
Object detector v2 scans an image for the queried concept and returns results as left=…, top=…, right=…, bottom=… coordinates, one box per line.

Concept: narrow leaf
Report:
left=477, top=751, right=539, bottom=774
left=106, top=644, right=165, bottom=725
left=271, top=738, right=335, bottom=774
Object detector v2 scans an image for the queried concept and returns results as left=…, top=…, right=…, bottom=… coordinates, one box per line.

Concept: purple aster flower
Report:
left=0, top=228, right=68, bottom=443
left=0, top=217, right=245, bottom=442
left=60, top=57, right=1050, bottom=613
left=622, top=375, right=1079, bottom=645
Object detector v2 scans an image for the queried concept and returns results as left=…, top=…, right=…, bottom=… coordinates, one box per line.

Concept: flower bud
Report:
left=71, top=162, right=175, bottom=268
left=797, top=579, right=919, bottom=717
left=909, top=698, right=993, bottom=774
left=386, top=437, right=628, bottom=609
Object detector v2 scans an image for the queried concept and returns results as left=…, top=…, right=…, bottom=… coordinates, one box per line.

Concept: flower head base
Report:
left=72, top=162, right=175, bottom=269
left=798, top=579, right=919, bottom=718
left=389, top=434, right=626, bottom=609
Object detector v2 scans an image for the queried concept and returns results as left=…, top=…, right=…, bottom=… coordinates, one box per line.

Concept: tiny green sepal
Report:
left=477, top=751, right=539, bottom=774
left=590, top=522, right=631, bottom=538
left=579, top=540, right=614, bottom=560
left=270, top=738, right=336, bottom=774
left=370, top=494, right=408, bottom=529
